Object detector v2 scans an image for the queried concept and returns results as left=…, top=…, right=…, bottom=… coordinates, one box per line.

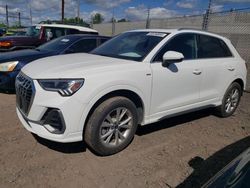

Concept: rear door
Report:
left=196, top=34, right=235, bottom=102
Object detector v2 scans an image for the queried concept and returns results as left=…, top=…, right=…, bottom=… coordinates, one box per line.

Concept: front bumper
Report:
left=16, top=79, right=88, bottom=143
left=0, top=71, right=18, bottom=91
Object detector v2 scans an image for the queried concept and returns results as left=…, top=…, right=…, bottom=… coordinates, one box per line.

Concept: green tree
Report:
left=91, top=13, right=104, bottom=24
left=0, top=23, right=6, bottom=28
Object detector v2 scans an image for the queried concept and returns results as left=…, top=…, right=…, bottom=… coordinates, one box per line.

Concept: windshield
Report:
left=92, top=31, right=168, bottom=61
left=25, top=26, right=40, bottom=37
left=37, top=36, right=77, bottom=52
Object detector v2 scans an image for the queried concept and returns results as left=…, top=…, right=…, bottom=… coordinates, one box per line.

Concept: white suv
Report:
left=16, top=29, right=247, bottom=155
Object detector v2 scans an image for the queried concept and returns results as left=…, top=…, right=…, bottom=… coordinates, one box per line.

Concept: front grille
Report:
left=15, top=72, right=35, bottom=115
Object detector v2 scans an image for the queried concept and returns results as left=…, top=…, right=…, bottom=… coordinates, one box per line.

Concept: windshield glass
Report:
left=92, top=31, right=168, bottom=61
left=37, top=36, right=77, bottom=52
left=25, top=26, right=41, bottom=37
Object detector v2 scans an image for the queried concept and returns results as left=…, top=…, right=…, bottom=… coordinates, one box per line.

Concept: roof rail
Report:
left=178, top=28, right=206, bottom=32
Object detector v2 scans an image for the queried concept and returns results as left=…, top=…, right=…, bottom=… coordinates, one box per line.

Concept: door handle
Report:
left=193, top=69, right=202, bottom=75
left=228, top=67, right=235, bottom=71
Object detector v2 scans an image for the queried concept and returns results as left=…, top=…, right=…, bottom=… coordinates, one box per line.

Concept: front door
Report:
left=150, top=33, right=202, bottom=119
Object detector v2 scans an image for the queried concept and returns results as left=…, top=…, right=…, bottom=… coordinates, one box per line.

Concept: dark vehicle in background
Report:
left=0, top=24, right=98, bottom=52
left=0, top=34, right=110, bottom=92
left=5, top=30, right=26, bottom=36
left=203, top=148, right=250, bottom=187
left=0, top=28, right=6, bottom=36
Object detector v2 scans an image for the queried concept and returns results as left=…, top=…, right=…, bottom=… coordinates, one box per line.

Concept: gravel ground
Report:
left=0, top=91, right=249, bottom=188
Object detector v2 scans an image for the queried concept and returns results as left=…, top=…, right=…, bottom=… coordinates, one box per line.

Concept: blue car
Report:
left=203, top=147, right=250, bottom=188
left=0, top=34, right=110, bottom=92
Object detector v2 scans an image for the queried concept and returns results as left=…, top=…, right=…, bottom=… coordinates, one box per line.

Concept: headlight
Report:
left=0, top=61, right=19, bottom=72
left=38, top=79, right=84, bottom=96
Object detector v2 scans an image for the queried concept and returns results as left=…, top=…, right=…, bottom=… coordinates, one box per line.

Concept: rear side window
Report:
left=66, top=29, right=80, bottom=35
left=45, top=27, right=66, bottom=39
left=197, top=34, right=232, bottom=58
left=100, top=38, right=109, bottom=44
left=69, top=38, right=97, bottom=53
left=154, top=33, right=197, bottom=62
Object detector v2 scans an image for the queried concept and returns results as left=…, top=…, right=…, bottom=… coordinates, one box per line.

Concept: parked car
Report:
left=4, top=29, right=18, bottom=36
left=203, top=148, right=250, bottom=187
left=0, top=24, right=98, bottom=52
left=0, top=28, right=6, bottom=36
left=0, top=34, right=110, bottom=92
left=16, top=29, right=247, bottom=156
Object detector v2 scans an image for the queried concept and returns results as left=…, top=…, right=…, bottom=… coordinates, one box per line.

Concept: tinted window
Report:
left=37, top=36, right=77, bottom=52
left=25, top=26, right=41, bottom=37
left=66, top=29, right=80, bottom=35
left=154, top=33, right=197, bottom=62
left=45, top=27, right=66, bottom=39
left=100, top=38, right=109, bottom=44
left=197, top=34, right=232, bottom=58
left=69, top=39, right=97, bottom=53
left=92, top=32, right=167, bottom=61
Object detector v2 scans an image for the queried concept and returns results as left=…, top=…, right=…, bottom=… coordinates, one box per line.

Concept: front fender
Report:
left=77, top=84, right=148, bottom=132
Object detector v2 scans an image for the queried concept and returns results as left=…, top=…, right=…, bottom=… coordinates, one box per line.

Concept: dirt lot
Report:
left=0, top=91, right=250, bottom=188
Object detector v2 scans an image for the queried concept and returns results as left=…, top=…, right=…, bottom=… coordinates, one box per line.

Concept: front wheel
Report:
left=216, top=82, right=242, bottom=117
left=84, top=97, right=138, bottom=156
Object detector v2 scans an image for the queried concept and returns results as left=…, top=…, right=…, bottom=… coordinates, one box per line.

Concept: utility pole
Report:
left=202, top=0, right=212, bottom=30
left=61, top=0, right=65, bottom=23
left=18, top=12, right=21, bottom=27
left=112, top=8, right=115, bottom=36
left=146, top=6, right=150, bottom=29
left=6, top=5, right=9, bottom=27
left=77, top=0, right=80, bottom=24
left=30, top=7, right=32, bottom=25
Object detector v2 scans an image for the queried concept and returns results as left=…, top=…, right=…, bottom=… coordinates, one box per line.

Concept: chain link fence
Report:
left=93, top=9, right=250, bottom=90
left=208, top=10, right=250, bottom=90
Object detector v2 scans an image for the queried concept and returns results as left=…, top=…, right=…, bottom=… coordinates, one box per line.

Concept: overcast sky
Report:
left=0, top=0, right=250, bottom=26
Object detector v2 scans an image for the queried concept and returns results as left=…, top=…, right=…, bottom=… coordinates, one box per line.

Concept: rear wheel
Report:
left=84, top=97, right=138, bottom=156
left=216, top=82, right=242, bottom=117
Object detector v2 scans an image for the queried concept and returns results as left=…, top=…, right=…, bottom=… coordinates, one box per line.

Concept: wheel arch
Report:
left=80, top=88, right=145, bottom=136
left=233, top=78, right=244, bottom=94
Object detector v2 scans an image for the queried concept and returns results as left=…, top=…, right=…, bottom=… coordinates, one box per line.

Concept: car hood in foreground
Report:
left=22, top=53, right=138, bottom=79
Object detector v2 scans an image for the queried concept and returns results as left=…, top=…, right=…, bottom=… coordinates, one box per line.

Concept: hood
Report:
left=22, top=53, right=137, bottom=79
left=0, top=35, right=33, bottom=41
left=0, top=49, right=54, bottom=63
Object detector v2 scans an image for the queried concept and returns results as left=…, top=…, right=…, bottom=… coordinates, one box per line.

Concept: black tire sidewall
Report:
left=85, top=97, right=138, bottom=156
left=220, top=82, right=242, bottom=117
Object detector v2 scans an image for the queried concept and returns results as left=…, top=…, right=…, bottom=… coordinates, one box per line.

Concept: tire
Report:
left=216, top=82, right=242, bottom=118
left=84, top=96, right=138, bottom=156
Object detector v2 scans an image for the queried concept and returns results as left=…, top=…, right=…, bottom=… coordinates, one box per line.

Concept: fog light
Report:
left=41, top=109, right=65, bottom=134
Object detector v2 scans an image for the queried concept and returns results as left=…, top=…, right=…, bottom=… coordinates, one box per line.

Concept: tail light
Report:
left=0, top=41, right=12, bottom=47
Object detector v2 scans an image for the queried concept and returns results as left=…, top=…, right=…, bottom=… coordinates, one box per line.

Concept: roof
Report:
left=127, top=29, right=178, bottom=33
left=126, top=28, right=229, bottom=41
left=58, top=34, right=111, bottom=39
left=34, top=24, right=98, bottom=33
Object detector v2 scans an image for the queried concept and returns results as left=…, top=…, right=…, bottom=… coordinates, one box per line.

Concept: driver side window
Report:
left=153, top=33, right=197, bottom=62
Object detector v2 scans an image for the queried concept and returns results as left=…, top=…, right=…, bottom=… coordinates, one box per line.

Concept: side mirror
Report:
left=162, top=51, right=184, bottom=67
left=46, top=31, right=53, bottom=41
